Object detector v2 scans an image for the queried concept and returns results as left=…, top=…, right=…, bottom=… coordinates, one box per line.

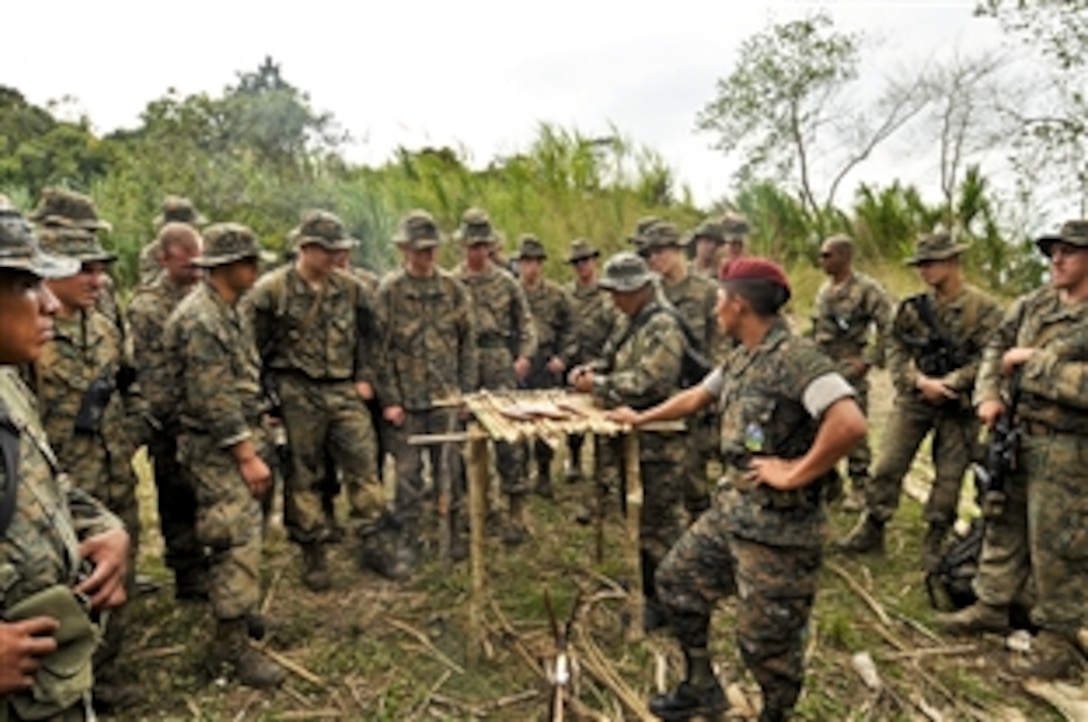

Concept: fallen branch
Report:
left=574, top=626, right=655, bottom=722
left=409, top=670, right=451, bottom=721
left=260, top=568, right=284, bottom=616
left=877, top=643, right=978, bottom=661
left=128, top=644, right=186, bottom=661
left=386, top=617, right=466, bottom=675
left=828, top=561, right=892, bottom=627
left=258, top=646, right=326, bottom=689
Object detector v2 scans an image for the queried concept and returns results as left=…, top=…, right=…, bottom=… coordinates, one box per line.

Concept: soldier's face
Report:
left=298, top=244, right=338, bottom=277
left=405, top=247, right=436, bottom=276
left=573, top=257, right=596, bottom=283
left=227, top=257, right=260, bottom=292
left=609, top=286, right=647, bottom=317
left=716, top=287, right=741, bottom=336
left=465, top=243, right=491, bottom=272
left=694, top=238, right=718, bottom=264
left=161, top=237, right=202, bottom=286
left=724, top=238, right=745, bottom=261
left=1048, top=242, right=1088, bottom=291
left=916, top=258, right=952, bottom=287
left=819, top=244, right=845, bottom=275
left=47, top=261, right=107, bottom=311
left=519, top=257, right=542, bottom=284
left=0, top=269, right=59, bottom=364
left=646, top=246, right=681, bottom=275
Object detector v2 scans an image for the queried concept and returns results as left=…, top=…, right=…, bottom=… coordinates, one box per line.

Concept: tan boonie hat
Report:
left=455, top=207, right=499, bottom=245
left=37, top=226, right=117, bottom=266
left=566, top=238, right=600, bottom=263
left=514, top=234, right=547, bottom=260
left=153, top=195, right=208, bottom=230
left=0, top=207, right=80, bottom=279
left=639, top=221, right=686, bottom=251
left=691, top=220, right=726, bottom=245
left=193, top=223, right=272, bottom=268
left=392, top=210, right=442, bottom=250
left=290, top=209, right=358, bottom=251
left=905, top=232, right=969, bottom=266
left=1035, top=220, right=1088, bottom=255
left=29, top=187, right=112, bottom=232
left=597, top=251, right=656, bottom=292
left=720, top=212, right=750, bottom=240
left=627, top=215, right=663, bottom=250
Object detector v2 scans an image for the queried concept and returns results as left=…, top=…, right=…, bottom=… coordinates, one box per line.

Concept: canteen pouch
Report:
left=4, top=584, right=98, bottom=719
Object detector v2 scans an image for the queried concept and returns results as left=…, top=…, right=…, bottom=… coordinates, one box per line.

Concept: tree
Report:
left=696, top=12, right=928, bottom=227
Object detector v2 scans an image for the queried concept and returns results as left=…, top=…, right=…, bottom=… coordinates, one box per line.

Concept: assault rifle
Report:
left=896, top=294, right=969, bottom=378
left=74, top=371, right=116, bottom=435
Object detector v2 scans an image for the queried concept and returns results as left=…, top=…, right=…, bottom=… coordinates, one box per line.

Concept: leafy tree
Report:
left=696, top=12, right=927, bottom=227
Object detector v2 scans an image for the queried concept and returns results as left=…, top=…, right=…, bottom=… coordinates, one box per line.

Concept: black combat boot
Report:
left=212, top=617, right=285, bottom=689
left=649, top=647, right=726, bottom=721
left=922, top=522, right=950, bottom=573
left=174, top=563, right=210, bottom=602
left=836, top=512, right=885, bottom=554
left=300, top=542, right=332, bottom=592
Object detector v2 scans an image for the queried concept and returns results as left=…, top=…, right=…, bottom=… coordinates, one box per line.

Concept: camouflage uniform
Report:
left=452, top=209, right=537, bottom=514
left=374, top=211, right=478, bottom=573
left=590, top=253, right=689, bottom=620
left=244, top=211, right=381, bottom=589
left=0, top=368, right=125, bottom=722
left=0, top=208, right=124, bottom=721
left=656, top=319, right=855, bottom=718
left=841, top=235, right=1002, bottom=566
left=644, top=222, right=722, bottom=515
left=128, top=271, right=207, bottom=595
left=515, top=235, right=574, bottom=489
left=963, top=221, right=1088, bottom=676
left=563, top=239, right=618, bottom=480
left=811, top=269, right=892, bottom=493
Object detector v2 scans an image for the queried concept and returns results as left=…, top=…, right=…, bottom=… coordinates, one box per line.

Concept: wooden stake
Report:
left=624, top=431, right=644, bottom=643
left=467, top=422, right=489, bottom=662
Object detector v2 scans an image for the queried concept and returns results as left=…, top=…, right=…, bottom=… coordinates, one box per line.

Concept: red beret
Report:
left=719, top=257, right=790, bottom=292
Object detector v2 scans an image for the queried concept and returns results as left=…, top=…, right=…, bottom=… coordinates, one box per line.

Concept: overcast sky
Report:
left=3, top=1, right=1013, bottom=207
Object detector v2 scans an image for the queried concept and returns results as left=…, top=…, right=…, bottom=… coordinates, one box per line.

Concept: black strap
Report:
left=0, top=417, right=21, bottom=536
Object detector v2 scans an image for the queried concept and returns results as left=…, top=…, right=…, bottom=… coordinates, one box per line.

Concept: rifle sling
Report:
left=0, top=416, right=21, bottom=537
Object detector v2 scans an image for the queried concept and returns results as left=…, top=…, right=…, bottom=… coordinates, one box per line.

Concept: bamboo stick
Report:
left=624, top=431, right=644, bottom=643
left=467, top=423, right=489, bottom=663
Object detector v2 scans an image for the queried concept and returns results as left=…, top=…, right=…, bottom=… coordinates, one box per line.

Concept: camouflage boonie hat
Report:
left=720, top=212, right=750, bottom=240
left=639, top=221, right=686, bottom=251
left=905, top=232, right=969, bottom=266
left=29, top=187, right=111, bottom=232
left=597, top=251, right=656, bottom=292
left=290, top=209, right=358, bottom=251
left=690, top=220, right=726, bottom=245
left=566, top=238, right=600, bottom=263
left=1035, top=220, right=1088, bottom=255
left=193, top=223, right=271, bottom=267
left=455, top=207, right=500, bottom=245
left=153, top=195, right=208, bottom=230
left=627, top=216, right=663, bottom=250
left=392, top=210, right=442, bottom=250
left=37, top=226, right=117, bottom=265
left=0, top=206, right=79, bottom=279
left=514, top=234, right=547, bottom=260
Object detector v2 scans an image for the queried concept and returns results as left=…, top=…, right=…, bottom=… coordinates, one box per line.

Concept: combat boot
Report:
left=174, top=564, right=210, bottom=602
left=300, top=542, right=332, bottom=592
left=357, top=515, right=415, bottom=581
left=535, top=461, right=554, bottom=499
left=448, top=508, right=468, bottom=563
left=934, top=602, right=1009, bottom=636
left=922, top=522, right=950, bottom=573
left=213, top=617, right=285, bottom=689
left=1010, top=631, right=1084, bottom=680
left=836, top=513, right=885, bottom=554
left=842, top=475, right=869, bottom=512
left=502, top=495, right=529, bottom=546
left=648, top=647, right=726, bottom=721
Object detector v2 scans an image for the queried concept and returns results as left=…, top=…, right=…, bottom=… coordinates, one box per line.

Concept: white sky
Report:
left=3, top=1, right=1015, bottom=208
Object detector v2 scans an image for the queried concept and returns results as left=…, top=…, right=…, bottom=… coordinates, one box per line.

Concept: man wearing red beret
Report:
left=610, top=258, right=867, bottom=722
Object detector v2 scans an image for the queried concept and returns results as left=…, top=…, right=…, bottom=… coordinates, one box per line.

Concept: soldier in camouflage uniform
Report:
left=452, top=208, right=538, bottom=545
left=689, top=220, right=726, bottom=280
left=138, top=195, right=208, bottom=286
left=128, top=223, right=208, bottom=600
left=717, top=212, right=750, bottom=276
left=569, top=252, right=690, bottom=633
left=0, top=199, right=131, bottom=720
left=611, top=258, right=866, bottom=722
left=162, top=223, right=284, bottom=688
left=374, top=210, right=478, bottom=580
left=642, top=221, right=721, bottom=515
left=563, top=239, right=618, bottom=483
left=935, top=220, right=1088, bottom=680
left=244, top=210, right=383, bottom=591
left=838, top=233, right=1002, bottom=571
left=811, top=234, right=893, bottom=510
left=29, top=196, right=146, bottom=711
left=514, top=234, right=574, bottom=498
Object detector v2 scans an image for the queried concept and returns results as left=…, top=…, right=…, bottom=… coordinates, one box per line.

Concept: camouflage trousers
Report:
left=974, top=430, right=1088, bottom=639
left=845, top=376, right=872, bottom=481
left=148, top=431, right=203, bottom=575
left=386, top=408, right=464, bottom=529
left=865, top=398, right=978, bottom=526
left=278, top=375, right=383, bottom=543
left=178, top=429, right=269, bottom=620
left=656, top=500, right=822, bottom=715
left=523, top=364, right=563, bottom=478
left=478, top=348, right=527, bottom=496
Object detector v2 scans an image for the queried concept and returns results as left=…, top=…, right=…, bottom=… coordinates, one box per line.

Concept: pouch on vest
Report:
left=3, top=584, right=99, bottom=720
